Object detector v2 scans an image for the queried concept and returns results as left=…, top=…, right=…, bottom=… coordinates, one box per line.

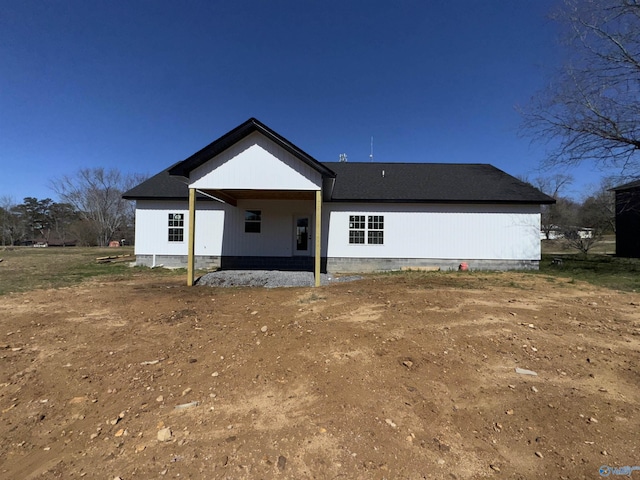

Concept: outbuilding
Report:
left=123, top=118, right=554, bottom=285
left=611, top=179, right=640, bottom=258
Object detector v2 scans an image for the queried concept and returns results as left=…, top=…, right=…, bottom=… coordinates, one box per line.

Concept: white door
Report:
left=293, top=216, right=311, bottom=255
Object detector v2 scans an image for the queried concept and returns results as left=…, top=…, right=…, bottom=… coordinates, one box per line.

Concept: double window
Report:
left=168, top=213, right=184, bottom=242
left=349, top=215, right=384, bottom=245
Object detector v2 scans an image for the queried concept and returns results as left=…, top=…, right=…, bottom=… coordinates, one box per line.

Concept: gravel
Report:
left=196, top=270, right=362, bottom=288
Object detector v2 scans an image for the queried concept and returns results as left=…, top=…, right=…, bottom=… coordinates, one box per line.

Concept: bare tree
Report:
left=534, top=174, right=575, bottom=239
left=581, top=177, right=617, bottom=232
left=562, top=200, right=607, bottom=254
left=522, top=0, right=640, bottom=176
left=559, top=178, right=616, bottom=253
left=51, top=168, right=146, bottom=247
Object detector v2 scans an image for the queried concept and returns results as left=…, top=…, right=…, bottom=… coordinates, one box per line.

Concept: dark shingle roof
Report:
left=123, top=161, right=554, bottom=204
left=324, top=162, right=554, bottom=204
left=122, top=118, right=553, bottom=204
left=122, top=163, right=189, bottom=200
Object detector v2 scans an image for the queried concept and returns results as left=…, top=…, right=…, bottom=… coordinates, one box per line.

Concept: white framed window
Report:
left=349, top=215, right=384, bottom=245
left=368, top=215, right=384, bottom=244
left=349, top=215, right=365, bottom=244
left=245, top=210, right=261, bottom=233
left=168, top=213, right=184, bottom=242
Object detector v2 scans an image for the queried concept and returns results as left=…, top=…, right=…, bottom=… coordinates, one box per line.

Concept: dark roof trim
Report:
left=168, top=117, right=336, bottom=179
left=611, top=179, right=640, bottom=191
left=325, top=198, right=552, bottom=205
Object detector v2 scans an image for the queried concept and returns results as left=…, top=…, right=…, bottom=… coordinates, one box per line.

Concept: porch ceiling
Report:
left=201, top=189, right=315, bottom=206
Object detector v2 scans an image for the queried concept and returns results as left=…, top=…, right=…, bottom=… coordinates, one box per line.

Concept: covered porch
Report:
left=185, top=188, right=324, bottom=286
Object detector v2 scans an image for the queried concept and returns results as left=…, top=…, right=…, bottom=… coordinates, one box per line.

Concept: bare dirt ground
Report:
left=1, top=271, right=640, bottom=479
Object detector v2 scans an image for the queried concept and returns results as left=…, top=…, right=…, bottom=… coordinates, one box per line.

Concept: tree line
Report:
left=0, top=168, right=146, bottom=247
left=532, top=175, right=616, bottom=254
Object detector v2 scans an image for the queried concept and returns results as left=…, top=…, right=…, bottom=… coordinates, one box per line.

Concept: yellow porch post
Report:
left=187, top=188, right=196, bottom=286
left=315, top=189, right=322, bottom=287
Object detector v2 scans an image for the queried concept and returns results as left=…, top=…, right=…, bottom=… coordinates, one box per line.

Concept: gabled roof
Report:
left=167, top=117, right=335, bottom=179
left=324, top=162, right=555, bottom=204
left=124, top=161, right=555, bottom=204
left=122, top=119, right=554, bottom=205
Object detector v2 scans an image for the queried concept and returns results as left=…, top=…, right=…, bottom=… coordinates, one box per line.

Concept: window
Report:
left=368, top=215, right=384, bottom=244
left=245, top=210, right=261, bottom=233
left=349, top=215, right=383, bottom=245
left=349, top=215, right=365, bottom=244
left=168, top=213, right=184, bottom=242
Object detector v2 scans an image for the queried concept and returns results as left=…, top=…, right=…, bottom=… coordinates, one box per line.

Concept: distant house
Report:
left=540, top=226, right=594, bottom=241
left=611, top=179, right=640, bottom=258
left=123, top=118, right=554, bottom=285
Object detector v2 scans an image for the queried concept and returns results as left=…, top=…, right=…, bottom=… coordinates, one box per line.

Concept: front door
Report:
left=294, top=216, right=311, bottom=255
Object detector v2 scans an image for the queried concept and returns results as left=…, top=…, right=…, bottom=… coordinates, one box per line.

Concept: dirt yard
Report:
left=1, top=271, right=639, bottom=479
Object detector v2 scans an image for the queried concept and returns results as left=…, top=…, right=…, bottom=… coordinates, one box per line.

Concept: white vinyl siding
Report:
left=134, top=200, right=227, bottom=256
left=134, top=199, right=315, bottom=258
left=135, top=200, right=541, bottom=264
left=223, top=200, right=314, bottom=256
left=190, top=132, right=323, bottom=191
left=325, top=203, right=541, bottom=260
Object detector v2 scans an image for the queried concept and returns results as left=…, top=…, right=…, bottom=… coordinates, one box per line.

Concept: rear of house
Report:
left=123, top=118, right=554, bottom=275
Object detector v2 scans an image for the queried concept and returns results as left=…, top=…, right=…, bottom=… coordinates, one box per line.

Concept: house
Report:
left=611, top=179, right=640, bottom=258
left=123, top=118, right=555, bottom=285
left=540, top=226, right=594, bottom=241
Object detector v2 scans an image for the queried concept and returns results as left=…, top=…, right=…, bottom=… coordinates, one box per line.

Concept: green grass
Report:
left=0, top=246, right=182, bottom=295
left=2, top=246, right=639, bottom=295
left=538, top=253, right=640, bottom=292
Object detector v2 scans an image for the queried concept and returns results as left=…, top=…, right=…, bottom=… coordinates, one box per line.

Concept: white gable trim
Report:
left=189, top=132, right=322, bottom=191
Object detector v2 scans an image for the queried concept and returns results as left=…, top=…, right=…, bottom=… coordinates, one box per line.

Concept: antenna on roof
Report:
left=370, top=136, right=374, bottom=162
left=339, top=153, right=348, bottom=162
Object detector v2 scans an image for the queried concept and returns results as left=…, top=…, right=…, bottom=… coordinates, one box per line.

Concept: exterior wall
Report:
left=133, top=199, right=315, bottom=267
left=134, top=200, right=542, bottom=271
left=133, top=200, right=228, bottom=257
left=323, top=203, right=542, bottom=265
left=219, top=199, right=315, bottom=257
left=190, top=132, right=323, bottom=191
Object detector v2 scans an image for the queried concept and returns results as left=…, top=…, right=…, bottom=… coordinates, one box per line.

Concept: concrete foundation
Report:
left=135, top=255, right=539, bottom=272
left=135, top=254, right=220, bottom=270
left=326, top=257, right=540, bottom=272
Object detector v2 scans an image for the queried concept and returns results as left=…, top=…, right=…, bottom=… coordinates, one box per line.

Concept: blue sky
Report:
left=0, top=0, right=606, bottom=203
